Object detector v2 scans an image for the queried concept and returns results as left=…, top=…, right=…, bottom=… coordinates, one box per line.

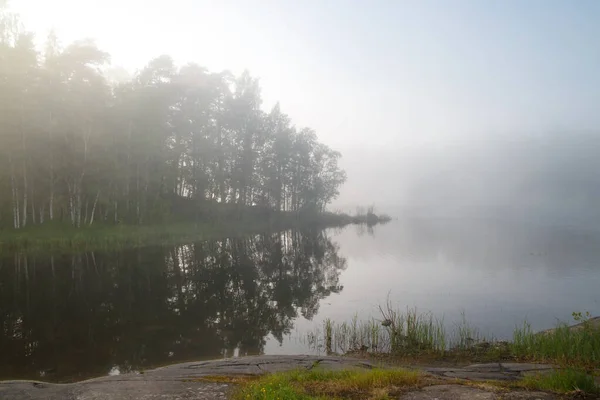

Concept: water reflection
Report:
left=278, top=218, right=600, bottom=353
left=0, top=229, right=346, bottom=382
left=341, top=217, right=600, bottom=276
left=3, top=219, right=599, bottom=381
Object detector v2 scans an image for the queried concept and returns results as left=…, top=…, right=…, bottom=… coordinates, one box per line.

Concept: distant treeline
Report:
left=0, top=6, right=346, bottom=229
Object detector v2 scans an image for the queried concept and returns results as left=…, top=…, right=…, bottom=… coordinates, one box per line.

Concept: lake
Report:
left=1, top=218, right=599, bottom=382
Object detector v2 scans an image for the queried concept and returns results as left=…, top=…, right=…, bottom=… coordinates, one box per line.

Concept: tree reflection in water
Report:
left=0, top=229, right=346, bottom=382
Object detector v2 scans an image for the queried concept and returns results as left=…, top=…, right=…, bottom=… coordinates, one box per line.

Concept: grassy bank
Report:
left=233, top=368, right=424, bottom=400
left=296, top=307, right=600, bottom=397
left=231, top=367, right=599, bottom=399
left=0, top=210, right=391, bottom=253
left=306, top=306, right=600, bottom=370
left=230, top=365, right=598, bottom=399
left=519, top=368, right=599, bottom=395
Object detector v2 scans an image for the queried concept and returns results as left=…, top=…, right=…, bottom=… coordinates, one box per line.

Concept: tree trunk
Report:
left=9, top=155, right=20, bottom=229
left=76, top=187, right=82, bottom=228
left=216, top=114, right=227, bottom=203
left=22, top=161, right=27, bottom=228
left=136, top=163, right=141, bottom=224
left=126, top=120, right=132, bottom=214
left=31, top=190, right=36, bottom=225
left=49, top=187, right=54, bottom=221
left=49, top=110, right=55, bottom=221
left=20, top=100, right=28, bottom=228
left=12, top=184, right=20, bottom=229
left=68, top=182, right=75, bottom=225
left=114, top=200, right=118, bottom=223
left=89, top=190, right=100, bottom=226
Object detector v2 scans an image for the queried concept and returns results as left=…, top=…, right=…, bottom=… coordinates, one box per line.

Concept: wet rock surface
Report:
left=0, top=356, right=371, bottom=400
left=423, top=362, right=554, bottom=381
left=0, top=356, right=564, bottom=399
left=399, top=384, right=557, bottom=400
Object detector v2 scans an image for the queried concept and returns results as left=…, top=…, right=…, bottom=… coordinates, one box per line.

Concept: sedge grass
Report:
left=512, top=318, right=600, bottom=368
left=519, top=368, right=599, bottom=394
left=307, top=305, right=600, bottom=370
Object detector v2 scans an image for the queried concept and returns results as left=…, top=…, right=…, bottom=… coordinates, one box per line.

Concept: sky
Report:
left=8, top=0, right=600, bottom=210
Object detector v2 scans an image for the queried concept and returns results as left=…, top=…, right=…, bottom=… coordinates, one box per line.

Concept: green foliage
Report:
left=307, top=306, right=600, bottom=369
left=312, top=307, right=449, bottom=356
left=233, top=368, right=423, bottom=400
left=0, top=208, right=388, bottom=253
left=234, top=373, right=322, bottom=400
left=0, top=220, right=273, bottom=253
left=519, top=369, right=599, bottom=394
left=511, top=314, right=600, bottom=368
left=0, top=11, right=346, bottom=230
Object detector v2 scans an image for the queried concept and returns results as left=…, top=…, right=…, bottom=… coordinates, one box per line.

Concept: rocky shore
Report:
left=1, top=355, right=592, bottom=400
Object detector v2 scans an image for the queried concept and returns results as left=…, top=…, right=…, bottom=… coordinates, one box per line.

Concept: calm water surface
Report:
left=1, top=218, right=599, bottom=381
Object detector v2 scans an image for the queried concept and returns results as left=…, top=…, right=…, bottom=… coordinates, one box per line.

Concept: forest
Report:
left=0, top=6, right=347, bottom=230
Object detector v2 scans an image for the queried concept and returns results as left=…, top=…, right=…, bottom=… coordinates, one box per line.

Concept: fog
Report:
left=335, top=130, right=600, bottom=228
left=8, top=0, right=600, bottom=228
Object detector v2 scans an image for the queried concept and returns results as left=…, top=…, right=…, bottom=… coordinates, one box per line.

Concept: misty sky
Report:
left=10, top=0, right=600, bottom=210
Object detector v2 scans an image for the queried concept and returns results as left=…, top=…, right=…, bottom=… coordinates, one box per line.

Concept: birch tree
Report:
left=0, top=10, right=347, bottom=229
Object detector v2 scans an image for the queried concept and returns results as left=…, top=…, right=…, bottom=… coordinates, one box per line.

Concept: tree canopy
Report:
left=0, top=7, right=346, bottom=228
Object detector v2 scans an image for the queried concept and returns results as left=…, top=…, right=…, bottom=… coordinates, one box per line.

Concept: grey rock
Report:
left=399, top=385, right=559, bottom=400
left=464, top=363, right=503, bottom=372
left=0, top=355, right=375, bottom=400
left=0, top=379, right=232, bottom=400
left=142, top=355, right=372, bottom=378
left=399, top=384, right=496, bottom=399
left=500, top=363, right=553, bottom=372
left=520, top=369, right=557, bottom=378
left=423, top=362, right=559, bottom=382
left=501, top=392, right=558, bottom=400
left=0, top=356, right=569, bottom=400
left=442, top=371, right=519, bottom=381
left=423, top=367, right=459, bottom=374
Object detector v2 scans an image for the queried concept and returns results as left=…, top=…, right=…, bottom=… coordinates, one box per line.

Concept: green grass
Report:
left=519, top=368, right=599, bottom=394
left=0, top=210, right=391, bottom=254
left=512, top=318, right=600, bottom=368
left=233, top=368, right=423, bottom=400
left=0, top=220, right=275, bottom=253
left=306, top=306, right=600, bottom=370
left=232, top=366, right=599, bottom=399
left=308, top=306, right=466, bottom=357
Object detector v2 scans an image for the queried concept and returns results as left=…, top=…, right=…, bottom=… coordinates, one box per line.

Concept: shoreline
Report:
left=0, top=355, right=596, bottom=400
left=2, top=315, right=597, bottom=385
left=1, top=317, right=598, bottom=398
left=0, top=211, right=391, bottom=253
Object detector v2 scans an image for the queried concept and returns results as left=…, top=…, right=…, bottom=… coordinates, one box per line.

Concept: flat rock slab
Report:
left=148, top=355, right=375, bottom=377
left=0, top=356, right=562, bottom=400
left=399, top=384, right=558, bottom=400
left=424, top=363, right=554, bottom=381
left=0, top=380, right=231, bottom=400
left=0, top=355, right=374, bottom=400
